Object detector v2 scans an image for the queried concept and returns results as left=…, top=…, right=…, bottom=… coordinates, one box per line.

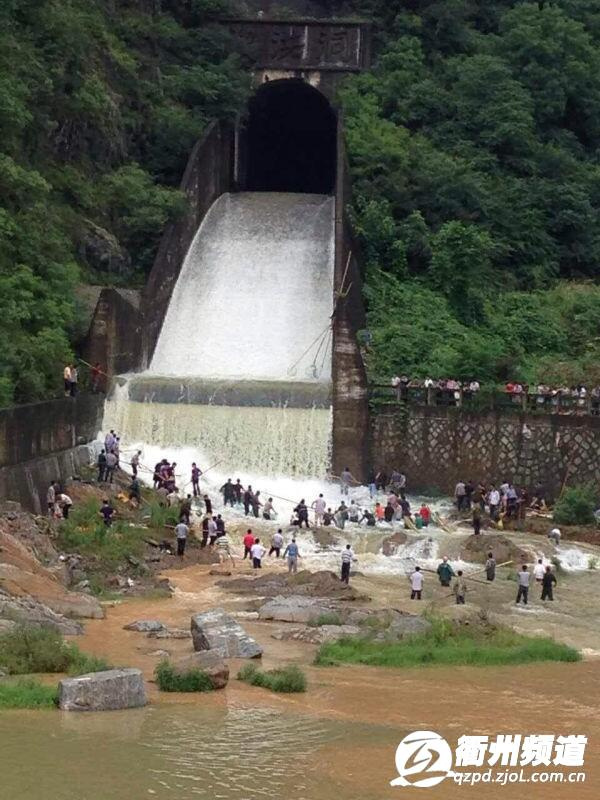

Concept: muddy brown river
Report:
left=3, top=564, right=599, bottom=799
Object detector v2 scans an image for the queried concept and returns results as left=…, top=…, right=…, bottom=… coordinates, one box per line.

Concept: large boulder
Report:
left=460, top=534, right=537, bottom=566
left=217, top=570, right=367, bottom=601
left=191, top=609, right=262, bottom=659
left=272, top=624, right=361, bottom=644
left=172, top=651, right=229, bottom=690
left=58, top=669, right=147, bottom=711
left=0, top=591, right=83, bottom=634
left=258, top=595, right=337, bottom=624
left=123, top=620, right=166, bottom=633
left=0, top=563, right=104, bottom=619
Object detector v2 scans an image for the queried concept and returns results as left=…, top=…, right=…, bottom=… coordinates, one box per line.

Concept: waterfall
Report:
left=104, top=191, right=335, bottom=481
left=150, top=192, right=335, bottom=383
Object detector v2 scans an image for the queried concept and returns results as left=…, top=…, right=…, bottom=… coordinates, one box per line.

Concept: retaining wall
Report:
left=372, top=405, right=600, bottom=499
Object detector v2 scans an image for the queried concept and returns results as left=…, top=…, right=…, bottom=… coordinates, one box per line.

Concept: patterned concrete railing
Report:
left=370, top=384, right=600, bottom=416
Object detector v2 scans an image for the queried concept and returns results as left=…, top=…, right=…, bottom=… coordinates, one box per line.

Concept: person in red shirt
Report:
left=243, top=529, right=255, bottom=560
left=419, top=503, right=431, bottom=527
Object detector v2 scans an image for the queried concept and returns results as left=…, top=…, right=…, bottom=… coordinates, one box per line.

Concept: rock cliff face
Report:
left=0, top=503, right=103, bottom=628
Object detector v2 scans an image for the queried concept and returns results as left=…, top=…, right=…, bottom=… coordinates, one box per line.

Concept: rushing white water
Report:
left=104, top=383, right=331, bottom=478
left=150, top=192, right=335, bottom=383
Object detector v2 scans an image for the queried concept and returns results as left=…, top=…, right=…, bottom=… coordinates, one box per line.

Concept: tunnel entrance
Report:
left=243, top=80, right=337, bottom=194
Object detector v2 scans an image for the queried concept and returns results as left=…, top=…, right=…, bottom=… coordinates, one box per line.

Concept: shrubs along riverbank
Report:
left=315, top=617, right=581, bottom=669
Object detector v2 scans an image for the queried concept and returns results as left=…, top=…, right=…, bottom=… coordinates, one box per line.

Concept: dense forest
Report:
left=342, top=0, right=600, bottom=387
left=0, top=0, right=249, bottom=404
left=2, top=0, right=600, bottom=404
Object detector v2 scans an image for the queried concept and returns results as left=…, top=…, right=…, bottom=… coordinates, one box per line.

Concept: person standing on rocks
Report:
left=63, top=364, right=72, bottom=396
left=548, top=527, right=561, bottom=546
left=130, top=450, right=141, bottom=478
left=516, top=564, right=530, bottom=605
left=340, top=544, right=356, bottom=585
left=220, top=478, right=235, bottom=507
left=284, top=538, right=300, bottom=573
left=453, top=570, right=467, bottom=604
left=262, top=497, right=276, bottom=520
left=243, top=529, right=255, bottom=559
left=179, top=495, right=193, bottom=525
left=472, top=505, right=482, bottom=535
left=419, top=503, right=431, bottom=527
left=191, top=463, right=202, bottom=497
left=99, top=499, right=114, bottom=527
left=312, top=493, right=326, bottom=526
left=269, top=529, right=284, bottom=558
left=454, top=480, right=466, bottom=511
left=97, top=449, right=107, bottom=483
left=47, top=482, right=56, bottom=516
left=207, top=515, right=218, bottom=546
left=340, top=467, right=355, bottom=496
left=485, top=552, right=496, bottom=581
left=533, top=558, right=545, bottom=583
left=105, top=450, right=118, bottom=483
left=58, top=493, right=73, bottom=519
left=233, top=479, right=243, bottom=505
left=175, top=520, right=189, bottom=558
left=410, top=566, right=423, bottom=600
left=437, top=556, right=455, bottom=587
left=294, top=499, right=310, bottom=528
left=541, top=565, right=557, bottom=601
left=243, top=486, right=253, bottom=516
left=216, top=531, right=235, bottom=568
left=69, top=364, right=78, bottom=396
left=487, top=484, right=500, bottom=521
left=250, top=538, right=266, bottom=569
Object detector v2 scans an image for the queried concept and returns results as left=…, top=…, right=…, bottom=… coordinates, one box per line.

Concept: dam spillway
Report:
left=150, top=192, right=335, bottom=385
left=104, top=191, right=335, bottom=479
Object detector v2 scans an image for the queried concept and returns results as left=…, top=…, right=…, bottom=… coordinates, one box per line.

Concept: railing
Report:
left=370, top=384, right=600, bottom=416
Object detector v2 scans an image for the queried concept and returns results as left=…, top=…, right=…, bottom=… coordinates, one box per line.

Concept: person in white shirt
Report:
left=215, top=533, right=234, bottom=567
left=207, top=516, right=218, bottom=545
left=175, top=521, right=189, bottom=557
left=548, top=527, right=561, bottom=545
left=57, top=493, right=73, bottom=519
left=516, top=565, right=530, bottom=605
left=262, top=497, right=276, bottom=520
left=340, top=544, right=356, bottom=584
left=47, top=483, right=56, bottom=517
left=269, top=529, right=284, bottom=558
left=410, top=566, right=423, bottom=600
left=533, top=558, right=545, bottom=582
left=312, top=494, right=326, bottom=525
left=63, top=364, right=72, bottom=396
left=487, top=485, right=500, bottom=521
left=251, top=538, right=266, bottom=569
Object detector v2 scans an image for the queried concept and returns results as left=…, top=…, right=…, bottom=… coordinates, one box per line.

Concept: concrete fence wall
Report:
left=0, top=395, right=104, bottom=513
left=372, top=405, right=600, bottom=499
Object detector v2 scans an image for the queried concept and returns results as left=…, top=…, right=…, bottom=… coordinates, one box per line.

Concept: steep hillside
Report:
left=0, top=0, right=249, bottom=404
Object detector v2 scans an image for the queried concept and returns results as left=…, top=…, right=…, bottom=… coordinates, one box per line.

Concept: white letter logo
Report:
left=391, top=731, right=454, bottom=788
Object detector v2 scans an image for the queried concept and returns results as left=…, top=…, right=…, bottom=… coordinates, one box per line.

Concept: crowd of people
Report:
left=42, top=430, right=565, bottom=605
left=409, top=554, right=559, bottom=606
left=389, top=374, right=600, bottom=413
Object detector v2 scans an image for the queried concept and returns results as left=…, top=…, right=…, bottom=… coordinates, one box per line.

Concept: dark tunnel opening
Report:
left=244, top=80, right=337, bottom=194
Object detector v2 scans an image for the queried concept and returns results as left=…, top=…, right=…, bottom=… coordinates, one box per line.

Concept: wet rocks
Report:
left=0, top=619, right=17, bottom=633
left=191, top=608, right=262, bottom=659
left=172, top=651, right=229, bottom=690
left=58, top=668, right=147, bottom=711
left=147, top=628, right=191, bottom=640
left=271, top=624, right=361, bottom=644
left=381, top=531, right=408, bottom=556
left=460, top=534, right=536, bottom=566
left=217, top=570, right=368, bottom=601
left=0, top=591, right=83, bottom=634
left=123, top=620, right=166, bottom=633
left=258, top=596, right=337, bottom=624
